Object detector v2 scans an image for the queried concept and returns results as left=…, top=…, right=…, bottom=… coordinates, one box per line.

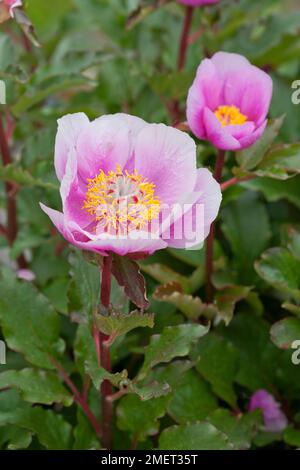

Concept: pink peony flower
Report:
left=0, top=0, right=21, bottom=22
left=40, top=113, right=221, bottom=257
left=177, top=0, right=219, bottom=5
left=186, top=52, right=273, bottom=151
left=248, top=389, right=288, bottom=433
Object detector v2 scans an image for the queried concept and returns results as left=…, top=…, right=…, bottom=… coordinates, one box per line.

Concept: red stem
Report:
left=98, top=254, right=113, bottom=450
left=50, top=357, right=103, bottom=441
left=205, top=150, right=225, bottom=302
left=177, top=6, right=194, bottom=71
left=0, top=115, right=27, bottom=269
left=0, top=224, right=7, bottom=239
left=221, top=175, right=255, bottom=191
left=214, top=150, right=226, bottom=183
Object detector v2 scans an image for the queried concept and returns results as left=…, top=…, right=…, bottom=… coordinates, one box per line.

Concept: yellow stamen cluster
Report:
left=83, top=165, right=160, bottom=235
left=214, top=105, right=247, bottom=127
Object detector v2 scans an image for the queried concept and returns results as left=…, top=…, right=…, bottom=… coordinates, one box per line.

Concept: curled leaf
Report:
left=126, top=0, right=171, bottom=30
left=94, top=309, right=154, bottom=344
left=14, top=8, right=41, bottom=48
left=153, top=282, right=216, bottom=321
left=111, top=254, right=149, bottom=309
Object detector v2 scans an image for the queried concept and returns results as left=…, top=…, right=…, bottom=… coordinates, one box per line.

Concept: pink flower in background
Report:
left=186, top=52, right=273, bottom=151
left=17, top=269, right=36, bottom=282
left=40, top=113, right=221, bottom=256
left=177, top=0, right=219, bottom=5
left=249, top=390, right=288, bottom=433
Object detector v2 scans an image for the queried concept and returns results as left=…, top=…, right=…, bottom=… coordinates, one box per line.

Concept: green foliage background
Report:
left=0, top=0, right=300, bottom=450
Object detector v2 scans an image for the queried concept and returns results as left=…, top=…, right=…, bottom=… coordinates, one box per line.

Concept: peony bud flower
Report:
left=248, top=389, right=288, bottom=433
left=0, top=0, right=22, bottom=23
left=186, top=51, right=273, bottom=151
left=40, top=113, right=222, bottom=256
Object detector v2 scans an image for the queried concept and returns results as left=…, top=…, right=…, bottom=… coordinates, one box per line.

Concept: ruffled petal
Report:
left=40, top=203, right=107, bottom=255
left=239, top=120, right=267, bottom=149
left=134, top=123, right=197, bottom=204
left=163, top=168, right=222, bottom=248
left=211, top=52, right=273, bottom=125
left=76, top=113, right=146, bottom=182
left=54, top=113, right=89, bottom=181
left=186, top=58, right=222, bottom=138
left=203, top=108, right=241, bottom=150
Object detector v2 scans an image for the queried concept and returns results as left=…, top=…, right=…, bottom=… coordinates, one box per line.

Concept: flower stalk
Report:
left=50, top=357, right=103, bottom=441
left=221, top=175, right=255, bottom=191
left=177, top=6, right=194, bottom=71
left=98, top=253, right=113, bottom=450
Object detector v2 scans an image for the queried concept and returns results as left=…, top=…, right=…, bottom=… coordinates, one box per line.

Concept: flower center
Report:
left=83, top=165, right=160, bottom=235
left=214, top=105, right=247, bottom=127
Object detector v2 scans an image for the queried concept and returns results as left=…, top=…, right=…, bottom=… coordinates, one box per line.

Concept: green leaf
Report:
left=74, top=323, right=99, bottom=378
left=168, top=369, right=218, bottom=424
left=168, top=247, right=205, bottom=268
left=73, top=410, right=101, bottom=450
left=149, top=70, right=194, bottom=101
left=270, top=318, right=300, bottom=349
left=215, top=285, right=253, bottom=325
left=0, top=389, right=27, bottom=422
left=43, top=277, right=70, bottom=315
left=282, top=302, right=300, bottom=317
left=284, top=427, right=300, bottom=447
left=159, top=422, right=234, bottom=450
left=14, top=408, right=73, bottom=450
left=0, top=369, right=72, bottom=406
left=254, top=143, right=300, bottom=180
left=128, top=381, right=171, bottom=401
left=74, top=323, right=129, bottom=390
left=12, top=76, right=90, bottom=117
left=138, top=324, right=209, bottom=380
left=0, top=390, right=72, bottom=449
left=285, top=227, right=300, bottom=261
left=138, top=361, right=194, bottom=404
left=0, top=163, right=57, bottom=190
left=193, top=333, right=239, bottom=408
left=209, top=409, right=262, bottom=450
left=86, top=361, right=129, bottom=390
left=0, top=34, right=18, bottom=71
left=236, top=116, right=284, bottom=171
left=112, top=255, right=149, bottom=309
left=25, top=0, right=73, bottom=40
left=0, top=269, right=64, bottom=369
left=245, top=176, right=300, bottom=210
left=255, top=247, right=300, bottom=301
left=125, top=0, right=171, bottom=30
left=117, top=394, right=171, bottom=441
left=75, top=322, right=139, bottom=394
left=94, top=310, right=154, bottom=343
left=222, top=193, right=271, bottom=284
left=0, top=426, right=32, bottom=450
left=141, top=262, right=192, bottom=293
left=153, top=282, right=217, bottom=321
left=218, top=313, right=281, bottom=392
left=70, top=252, right=100, bottom=320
